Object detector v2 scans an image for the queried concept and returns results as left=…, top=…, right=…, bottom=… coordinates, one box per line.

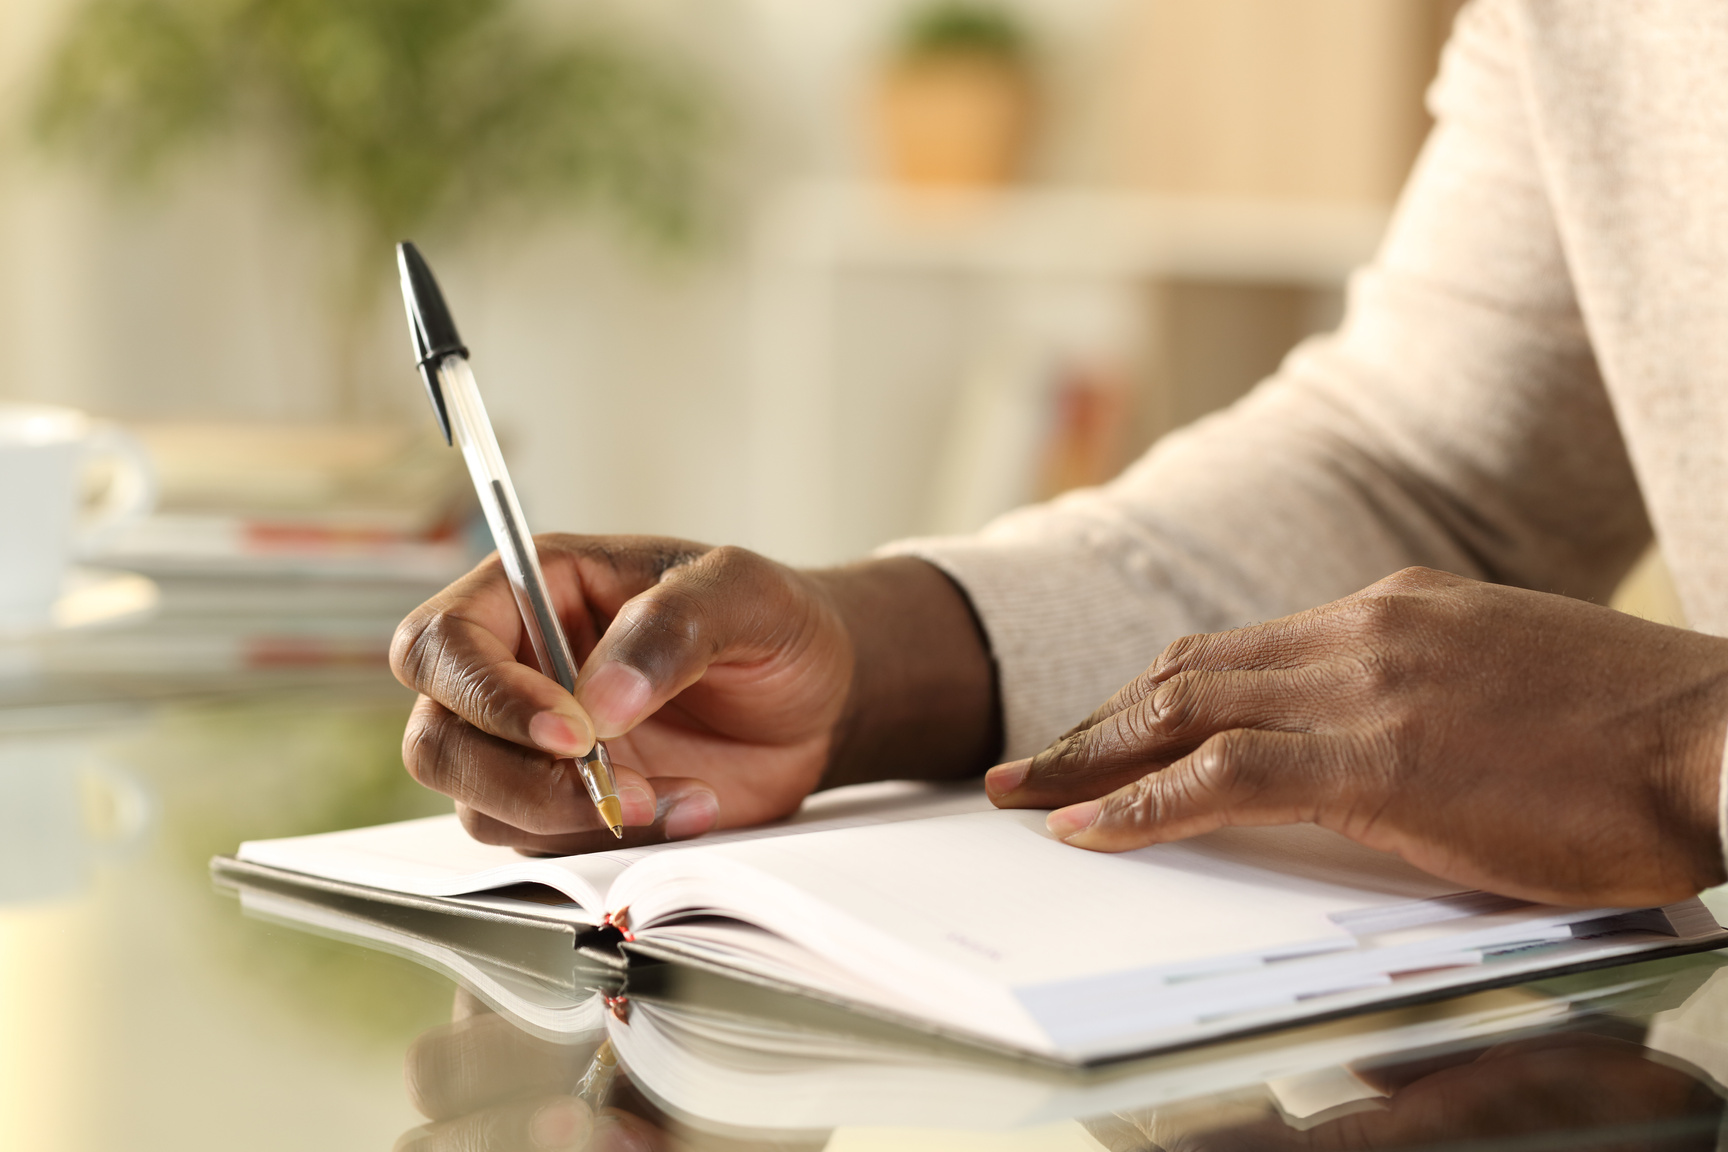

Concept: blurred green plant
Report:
left=31, top=0, right=712, bottom=410
left=897, top=2, right=1029, bottom=62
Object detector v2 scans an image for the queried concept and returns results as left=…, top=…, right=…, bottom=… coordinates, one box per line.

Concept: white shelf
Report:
left=745, top=182, right=1391, bottom=567
left=755, top=181, right=1390, bottom=285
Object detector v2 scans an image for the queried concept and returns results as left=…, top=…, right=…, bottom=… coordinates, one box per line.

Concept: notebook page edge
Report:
left=229, top=780, right=992, bottom=908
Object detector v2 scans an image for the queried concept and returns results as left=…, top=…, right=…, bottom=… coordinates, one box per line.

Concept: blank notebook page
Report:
left=236, top=780, right=993, bottom=908
left=621, top=809, right=1465, bottom=991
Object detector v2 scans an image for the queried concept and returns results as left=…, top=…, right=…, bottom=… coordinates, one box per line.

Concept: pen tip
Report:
left=597, top=795, right=624, bottom=839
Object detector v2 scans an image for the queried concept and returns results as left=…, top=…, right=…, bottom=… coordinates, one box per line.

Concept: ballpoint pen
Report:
left=396, top=241, right=624, bottom=838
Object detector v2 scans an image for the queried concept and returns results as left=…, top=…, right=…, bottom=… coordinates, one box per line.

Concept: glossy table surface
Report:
left=3, top=573, right=1727, bottom=1152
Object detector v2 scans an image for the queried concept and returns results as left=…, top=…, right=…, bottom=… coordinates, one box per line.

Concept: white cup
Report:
left=0, top=404, right=155, bottom=631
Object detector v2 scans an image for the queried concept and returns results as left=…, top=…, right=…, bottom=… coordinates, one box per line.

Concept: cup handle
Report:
left=82, top=760, right=156, bottom=860
left=76, top=422, right=157, bottom=554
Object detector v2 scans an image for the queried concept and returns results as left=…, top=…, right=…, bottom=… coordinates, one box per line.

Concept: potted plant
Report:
left=873, top=2, right=1035, bottom=189
left=29, top=0, right=713, bottom=414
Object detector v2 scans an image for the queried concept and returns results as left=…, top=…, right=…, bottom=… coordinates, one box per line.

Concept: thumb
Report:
left=575, top=547, right=814, bottom=738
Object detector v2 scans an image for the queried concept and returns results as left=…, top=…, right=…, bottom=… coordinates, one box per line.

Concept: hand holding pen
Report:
left=397, top=242, right=624, bottom=837
left=388, top=245, right=1001, bottom=855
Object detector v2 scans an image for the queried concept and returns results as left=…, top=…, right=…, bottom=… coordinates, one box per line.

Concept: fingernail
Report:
left=619, top=782, right=656, bottom=826
left=592, top=1115, right=651, bottom=1152
left=985, top=759, right=1030, bottom=797
left=579, top=662, right=654, bottom=738
left=529, top=1098, right=590, bottom=1149
left=663, top=791, right=719, bottom=841
left=529, top=709, right=595, bottom=756
left=1046, top=800, right=1102, bottom=841
left=392, top=1129, right=432, bottom=1152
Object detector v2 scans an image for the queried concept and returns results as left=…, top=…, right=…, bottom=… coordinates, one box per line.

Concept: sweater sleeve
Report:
left=878, top=0, right=1651, bottom=759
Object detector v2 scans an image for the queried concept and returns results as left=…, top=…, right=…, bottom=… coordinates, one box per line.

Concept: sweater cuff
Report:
left=875, top=534, right=1193, bottom=761
left=1719, top=723, right=1728, bottom=882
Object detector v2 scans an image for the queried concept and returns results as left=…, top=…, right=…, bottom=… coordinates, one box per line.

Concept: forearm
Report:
left=813, top=556, right=1001, bottom=788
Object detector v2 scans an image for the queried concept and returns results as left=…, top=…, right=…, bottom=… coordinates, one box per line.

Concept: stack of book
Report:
left=94, top=422, right=477, bottom=582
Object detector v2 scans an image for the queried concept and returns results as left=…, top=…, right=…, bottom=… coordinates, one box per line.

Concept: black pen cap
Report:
left=396, top=241, right=468, bottom=445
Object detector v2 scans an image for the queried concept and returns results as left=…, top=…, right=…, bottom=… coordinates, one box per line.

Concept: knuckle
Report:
left=391, top=557, right=519, bottom=693
left=1035, top=731, right=1093, bottom=779
left=1341, top=646, right=1401, bottom=694
left=1348, top=591, right=1403, bottom=635
left=642, top=537, right=713, bottom=577
left=568, top=534, right=706, bottom=573
left=1106, top=774, right=1165, bottom=833
left=530, top=534, right=713, bottom=604
left=1112, top=704, right=1164, bottom=753
left=656, top=542, right=748, bottom=590
left=1098, top=732, right=1269, bottom=835
left=703, top=543, right=761, bottom=576
left=1145, top=671, right=1207, bottom=738
left=400, top=701, right=467, bottom=790
left=1338, top=605, right=1422, bottom=684
left=1348, top=574, right=1442, bottom=636
left=620, top=586, right=708, bottom=651
left=1377, top=565, right=1452, bottom=592
left=1154, top=632, right=1206, bottom=674
left=1093, top=669, right=1162, bottom=726
left=1135, top=771, right=1199, bottom=829
left=394, top=607, right=507, bottom=728
left=389, top=604, right=443, bottom=690
left=1189, top=729, right=1260, bottom=797
left=692, top=544, right=794, bottom=613
left=400, top=704, right=497, bottom=794
left=1107, top=768, right=1202, bottom=835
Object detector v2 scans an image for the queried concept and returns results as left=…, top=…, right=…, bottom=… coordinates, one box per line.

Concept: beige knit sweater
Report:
left=888, top=0, right=1728, bottom=788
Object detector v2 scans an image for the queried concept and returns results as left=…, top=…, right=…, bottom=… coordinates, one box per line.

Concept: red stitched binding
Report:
left=600, top=907, right=635, bottom=942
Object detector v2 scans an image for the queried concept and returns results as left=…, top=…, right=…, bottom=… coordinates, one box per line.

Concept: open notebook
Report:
left=219, top=867, right=1726, bottom=1134
left=219, top=780, right=1728, bottom=1063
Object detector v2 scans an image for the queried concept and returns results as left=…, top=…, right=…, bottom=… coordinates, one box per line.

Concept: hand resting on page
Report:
left=987, top=567, right=1728, bottom=907
left=390, top=535, right=997, bottom=855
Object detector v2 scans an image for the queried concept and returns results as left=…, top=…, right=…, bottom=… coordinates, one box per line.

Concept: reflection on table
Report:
left=221, top=868, right=1728, bottom=1152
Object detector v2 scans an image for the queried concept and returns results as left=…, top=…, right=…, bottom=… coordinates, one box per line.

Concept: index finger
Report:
left=390, top=536, right=711, bottom=759
left=1054, top=611, right=1330, bottom=749
left=988, top=667, right=1314, bottom=807
left=391, top=555, right=599, bottom=758
left=1149, top=609, right=1332, bottom=682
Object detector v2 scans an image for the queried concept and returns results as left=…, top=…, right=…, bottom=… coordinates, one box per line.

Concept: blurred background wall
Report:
left=1, top=0, right=1564, bottom=580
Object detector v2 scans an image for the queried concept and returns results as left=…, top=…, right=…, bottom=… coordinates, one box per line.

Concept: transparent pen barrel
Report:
left=434, top=355, right=580, bottom=692
left=579, top=742, right=619, bottom=807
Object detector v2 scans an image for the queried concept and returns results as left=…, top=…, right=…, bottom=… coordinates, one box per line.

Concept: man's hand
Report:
left=987, top=567, right=1728, bottom=906
left=391, top=536, right=996, bottom=854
